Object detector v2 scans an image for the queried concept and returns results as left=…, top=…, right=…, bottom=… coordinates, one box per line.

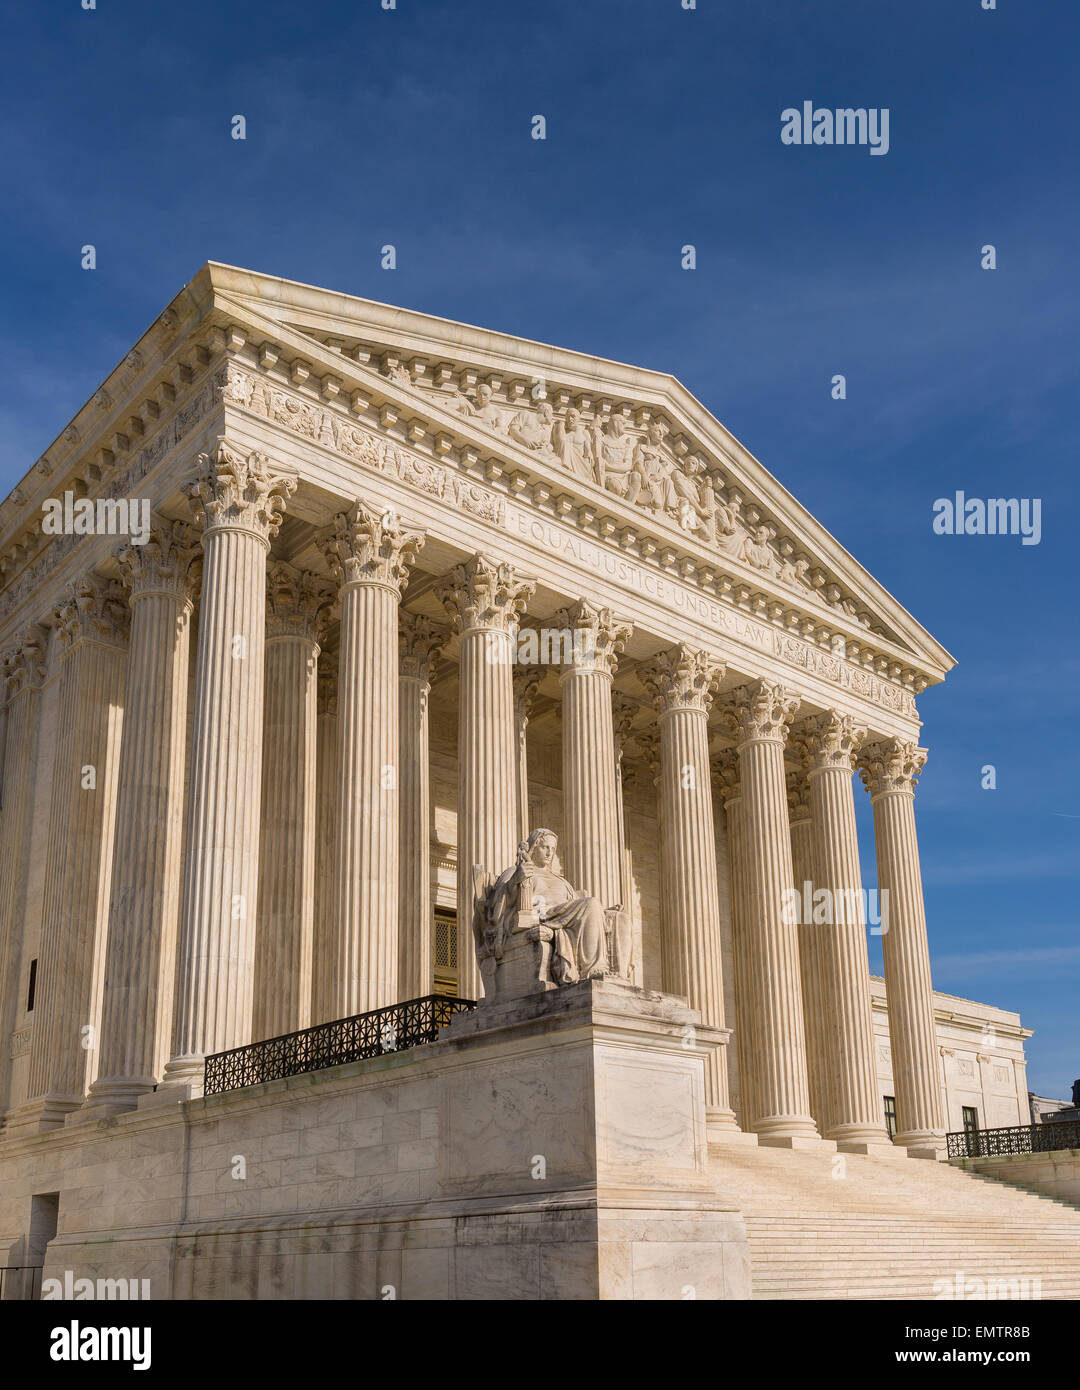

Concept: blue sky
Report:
left=1, top=1, right=1076, bottom=1098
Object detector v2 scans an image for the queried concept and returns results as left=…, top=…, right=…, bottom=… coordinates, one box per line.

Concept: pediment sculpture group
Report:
left=390, top=370, right=816, bottom=595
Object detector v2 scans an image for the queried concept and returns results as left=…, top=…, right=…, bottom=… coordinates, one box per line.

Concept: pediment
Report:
left=207, top=265, right=952, bottom=684
left=0, top=262, right=955, bottom=695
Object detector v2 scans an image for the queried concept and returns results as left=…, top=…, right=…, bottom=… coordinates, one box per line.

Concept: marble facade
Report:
left=0, top=265, right=1026, bottom=1298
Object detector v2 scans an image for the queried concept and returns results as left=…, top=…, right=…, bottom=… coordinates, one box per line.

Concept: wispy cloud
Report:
left=932, top=946, right=1080, bottom=974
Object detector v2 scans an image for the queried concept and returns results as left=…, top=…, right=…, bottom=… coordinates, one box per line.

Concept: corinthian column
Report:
left=554, top=600, right=631, bottom=909
left=803, top=712, right=894, bottom=1151
left=859, top=738, right=945, bottom=1157
left=399, top=612, right=447, bottom=1000
left=720, top=680, right=821, bottom=1145
left=0, top=628, right=48, bottom=1121
left=612, top=692, right=642, bottom=983
left=713, top=749, right=750, bottom=1129
left=512, top=665, right=543, bottom=842
left=437, top=555, right=534, bottom=1001
left=252, top=564, right=330, bottom=1041
left=786, top=764, right=831, bottom=1135
left=86, top=522, right=199, bottom=1111
left=20, top=577, right=129, bottom=1128
left=161, top=443, right=295, bottom=1093
left=311, top=652, right=338, bottom=1024
left=321, top=501, right=424, bottom=1017
left=639, top=645, right=740, bottom=1135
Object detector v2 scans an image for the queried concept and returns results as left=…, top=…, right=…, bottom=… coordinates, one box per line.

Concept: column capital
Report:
left=720, top=678, right=800, bottom=747
left=612, top=692, right=642, bottom=750
left=3, top=624, right=48, bottom=697
left=316, top=651, right=338, bottom=716
left=512, top=664, right=544, bottom=723
left=116, top=519, right=200, bottom=604
left=551, top=598, right=633, bottom=677
left=399, top=611, right=448, bottom=684
left=711, top=746, right=741, bottom=802
left=185, top=438, right=296, bottom=544
left=858, top=737, right=927, bottom=798
left=54, top=573, right=130, bottom=653
left=786, top=765, right=812, bottom=822
left=320, top=498, right=425, bottom=595
left=628, top=724, right=661, bottom=787
left=435, top=553, right=535, bottom=634
left=639, top=644, right=724, bottom=716
left=266, top=561, right=334, bottom=643
left=797, top=710, right=868, bottom=775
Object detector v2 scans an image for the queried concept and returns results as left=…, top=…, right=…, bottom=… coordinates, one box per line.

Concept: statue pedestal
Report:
left=437, top=976, right=750, bottom=1298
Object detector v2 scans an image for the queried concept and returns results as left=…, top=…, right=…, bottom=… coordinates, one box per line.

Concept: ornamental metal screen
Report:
left=203, top=994, right=476, bottom=1097
left=946, top=1119, right=1080, bottom=1159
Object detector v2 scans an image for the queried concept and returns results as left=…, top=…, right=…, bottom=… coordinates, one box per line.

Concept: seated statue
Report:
left=472, top=828, right=632, bottom=1000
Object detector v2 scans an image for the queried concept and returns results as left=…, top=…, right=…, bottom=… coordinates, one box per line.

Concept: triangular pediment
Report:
left=0, top=262, right=955, bottom=694
left=207, top=263, right=953, bottom=684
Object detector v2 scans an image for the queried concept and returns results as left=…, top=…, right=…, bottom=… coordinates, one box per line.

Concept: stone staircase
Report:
left=709, top=1141, right=1080, bottom=1299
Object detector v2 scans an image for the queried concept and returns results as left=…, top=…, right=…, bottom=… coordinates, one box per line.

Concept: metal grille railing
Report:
left=947, top=1119, right=1080, bottom=1160
left=203, top=994, right=476, bottom=1097
left=0, top=1266, right=43, bottom=1301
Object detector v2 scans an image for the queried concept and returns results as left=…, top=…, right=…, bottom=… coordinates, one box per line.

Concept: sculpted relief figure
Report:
left=626, top=421, right=677, bottom=510
left=737, top=524, right=779, bottom=574
left=596, top=415, right=635, bottom=496
left=508, top=399, right=556, bottom=456
left=472, top=828, right=632, bottom=1000
left=451, top=382, right=507, bottom=433
left=552, top=407, right=596, bottom=482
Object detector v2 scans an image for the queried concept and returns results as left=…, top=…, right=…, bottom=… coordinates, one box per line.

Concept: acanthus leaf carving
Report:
left=319, top=498, right=424, bottom=595
left=185, top=439, right=296, bottom=542
left=639, top=643, right=725, bottom=715
left=858, top=738, right=927, bottom=797
left=721, top=678, right=801, bottom=745
left=435, top=553, right=535, bottom=635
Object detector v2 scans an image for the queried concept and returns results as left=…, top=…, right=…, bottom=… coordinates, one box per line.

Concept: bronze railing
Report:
left=203, top=994, right=476, bottom=1097
left=947, top=1119, right=1080, bottom=1159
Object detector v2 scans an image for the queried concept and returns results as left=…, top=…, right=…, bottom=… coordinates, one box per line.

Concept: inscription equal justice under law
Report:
left=503, top=502, right=916, bottom=719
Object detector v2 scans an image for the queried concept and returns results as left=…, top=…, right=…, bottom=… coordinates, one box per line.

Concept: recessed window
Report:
left=962, top=1105, right=979, bottom=1134
left=883, top=1095, right=897, bottom=1139
left=433, top=909, right=457, bottom=997
left=26, top=958, right=37, bottom=1013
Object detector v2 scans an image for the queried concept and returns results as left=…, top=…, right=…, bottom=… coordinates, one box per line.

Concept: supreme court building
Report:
left=0, top=265, right=1072, bottom=1301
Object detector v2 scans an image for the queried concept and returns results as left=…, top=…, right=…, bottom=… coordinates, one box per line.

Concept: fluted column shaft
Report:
left=25, top=580, right=129, bottom=1121
left=89, top=524, right=198, bottom=1106
left=0, top=630, right=47, bottom=1118
left=716, top=765, right=753, bottom=1129
left=163, top=443, right=295, bottom=1089
left=312, top=655, right=338, bottom=1023
left=399, top=614, right=446, bottom=1000
left=640, top=646, right=737, bottom=1128
left=556, top=602, right=631, bottom=907
left=323, top=501, right=423, bottom=1017
left=438, top=556, right=534, bottom=1001
left=788, top=774, right=832, bottom=1136
left=806, top=714, right=892, bottom=1148
left=860, top=738, right=945, bottom=1155
left=723, top=680, right=819, bottom=1143
left=512, top=666, right=542, bottom=844
left=253, top=565, right=327, bottom=1040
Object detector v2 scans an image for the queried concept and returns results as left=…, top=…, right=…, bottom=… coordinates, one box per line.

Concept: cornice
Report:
left=212, top=338, right=933, bottom=700
left=1, top=265, right=954, bottom=706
